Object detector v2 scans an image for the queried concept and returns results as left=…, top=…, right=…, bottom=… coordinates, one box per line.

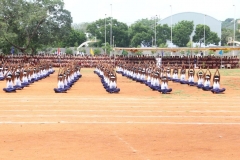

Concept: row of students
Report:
left=54, top=62, right=82, bottom=93
left=165, top=63, right=226, bottom=94
left=117, top=62, right=172, bottom=94
left=94, top=63, right=120, bottom=93
left=2, top=61, right=55, bottom=92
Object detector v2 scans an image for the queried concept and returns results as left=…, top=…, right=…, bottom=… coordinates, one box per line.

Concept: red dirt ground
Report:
left=0, top=68, right=240, bottom=160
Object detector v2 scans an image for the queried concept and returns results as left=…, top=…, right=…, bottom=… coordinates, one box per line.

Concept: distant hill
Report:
left=222, top=18, right=239, bottom=30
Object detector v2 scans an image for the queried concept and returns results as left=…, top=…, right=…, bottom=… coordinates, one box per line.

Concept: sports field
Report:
left=0, top=68, right=240, bottom=160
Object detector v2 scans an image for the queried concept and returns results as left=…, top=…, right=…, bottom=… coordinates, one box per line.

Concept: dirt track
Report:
left=0, top=68, right=240, bottom=160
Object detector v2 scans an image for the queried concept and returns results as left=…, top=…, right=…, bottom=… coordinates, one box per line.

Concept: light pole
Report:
left=110, top=4, right=112, bottom=48
left=233, top=4, right=236, bottom=56
left=155, top=15, right=157, bottom=47
left=170, top=5, right=172, bottom=46
left=113, top=36, right=115, bottom=49
left=152, top=37, right=153, bottom=47
left=204, top=15, right=206, bottom=56
left=170, top=5, right=173, bottom=56
left=105, top=14, right=107, bottom=54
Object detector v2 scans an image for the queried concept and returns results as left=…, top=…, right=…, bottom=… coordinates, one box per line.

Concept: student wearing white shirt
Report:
left=106, top=76, right=120, bottom=93
left=166, top=67, right=172, bottom=81
left=0, top=67, right=4, bottom=81
left=54, top=74, right=67, bottom=93
left=21, top=70, right=30, bottom=87
left=202, top=67, right=213, bottom=91
left=172, top=67, right=180, bottom=82
left=14, top=71, right=24, bottom=90
left=160, top=76, right=172, bottom=94
left=3, top=74, right=17, bottom=93
left=211, top=68, right=226, bottom=94
left=149, top=72, right=161, bottom=91
left=196, top=70, right=204, bottom=89
left=187, top=66, right=197, bottom=86
left=179, top=66, right=188, bottom=84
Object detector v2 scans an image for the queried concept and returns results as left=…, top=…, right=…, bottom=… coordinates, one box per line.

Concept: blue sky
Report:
left=64, top=0, right=240, bottom=25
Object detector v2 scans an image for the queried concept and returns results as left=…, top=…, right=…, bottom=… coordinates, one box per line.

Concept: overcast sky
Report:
left=64, top=0, right=240, bottom=25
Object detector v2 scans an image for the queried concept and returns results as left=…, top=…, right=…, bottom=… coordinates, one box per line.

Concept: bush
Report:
left=94, top=48, right=101, bottom=55
left=66, top=48, right=73, bottom=55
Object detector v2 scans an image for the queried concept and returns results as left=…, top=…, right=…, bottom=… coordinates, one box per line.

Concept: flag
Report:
left=161, top=51, right=164, bottom=57
left=219, top=50, right=223, bottom=55
left=90, top=48, right=94, bottom=56
left=57, top=48, right=60, bottom=55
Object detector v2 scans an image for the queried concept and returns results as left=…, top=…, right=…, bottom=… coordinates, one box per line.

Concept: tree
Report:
left=122, top=50, right=128, bottom=56
left=72, top=22, right=90, bottom=32
left=206, top=32, right=220, bottom=46
left=172, top=21, right=194, bottom=47
left=134, top=18, right=155, bottom=29
left=159, top=43, right=168, bottom=48
left=136, top=45, right=143, bottom=55
left=156, top=24, right=171, bottom=46
left=221, top=28, right=233, bottom=46
left=94, top=48, right=101, bottom=55
left=101, top=42, right=112, bottom=55
left=193, top=24, right=220, bottom=47
left=0, top=0, right=72, bottom=54
left=129, top=22, right=153, bottom=47
left=186, top=41, right=193, bottom=48
left=87, top=18, right=129, bottom=47
left=63, top=29, right=86, bottom=48
left=65, top=48, right=73, bottom=55
left=193, top=24, right=210, bottom=47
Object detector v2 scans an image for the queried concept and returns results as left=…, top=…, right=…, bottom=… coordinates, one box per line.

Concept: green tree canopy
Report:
left=193, top=24, right=220, bottom=46
left=156, top=24, right=171, bottom=46
left=129, top=22, right=153, bottom=47
left=0, top=0, right=72, bottom=54
left=63, top=29, right=86, bottom=48
left=87, top=18, right=129, bottom=47
left=172, top=21, right=194, bottom=47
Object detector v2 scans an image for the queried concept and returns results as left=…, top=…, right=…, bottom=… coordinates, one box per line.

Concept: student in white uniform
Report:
left=196, top=68, right=204, bottom=88
left=159, top=76, right=172, bottom=94
left=202, top=68, right=213, bottom=91
left=211, top=68, right=226, bottom=94
left=3, top=74, right=17, bottom=93
left=187, top=65, right=197, bottom=86
left=106, top=75, right=120, bottom=93
left=54, top=74, right=67, bottom=93
left=13, top=71, right=24, bottom=90
left=0, top=66, right=4, bottom=81
left=179, top=65, right=188, bottom=84
left=172, top=67, right=180, bottom=82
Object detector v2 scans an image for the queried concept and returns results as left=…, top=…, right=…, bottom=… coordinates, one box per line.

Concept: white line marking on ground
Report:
left=0, top=121, right=240, bottom=125
left=1, top=110, right=240, bottom=113
left=0, top=115, right=240, bottom=118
